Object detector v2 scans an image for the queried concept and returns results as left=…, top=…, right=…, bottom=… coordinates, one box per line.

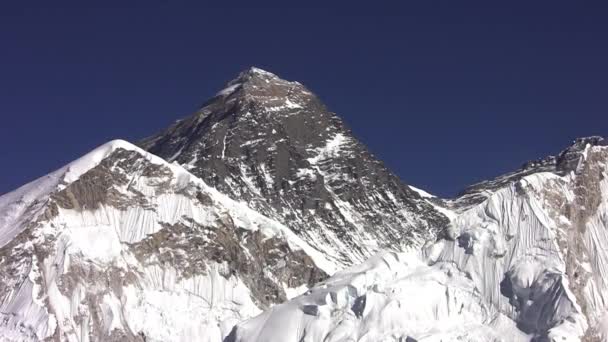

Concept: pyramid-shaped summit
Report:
left=140, top=67, right=449, bottom=267
left=234, top=66, right=281, bottom=80
left=212, top=67, right=309, bottom=106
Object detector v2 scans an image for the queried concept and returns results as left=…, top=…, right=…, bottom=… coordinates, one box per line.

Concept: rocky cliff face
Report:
left=140, top=67, right=448, bottom=267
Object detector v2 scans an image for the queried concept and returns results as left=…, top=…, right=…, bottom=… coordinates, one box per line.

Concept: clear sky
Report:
left=1, top=2, right=607, bottom=197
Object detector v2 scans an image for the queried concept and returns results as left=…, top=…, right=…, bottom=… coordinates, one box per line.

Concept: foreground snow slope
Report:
left=0, top=140, right=332, bottom=342
left=229, top=250, right=529, bottom=342
left=229, top=137, right=608, bottom=342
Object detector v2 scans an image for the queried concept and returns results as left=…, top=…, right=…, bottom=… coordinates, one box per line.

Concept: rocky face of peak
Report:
left=556, top=136, right=607, bottom=174
left=215, top=67, right=301, bottom=100
left=141, top=68, right=448, bottom=266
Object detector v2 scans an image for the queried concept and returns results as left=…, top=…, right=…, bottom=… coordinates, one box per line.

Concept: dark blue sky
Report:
left=1, top=2, right=607, bottom=197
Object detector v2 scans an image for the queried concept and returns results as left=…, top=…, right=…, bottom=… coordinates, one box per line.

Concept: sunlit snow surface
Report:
left=0, top=140, right=333, bottom=341
left=231, top=250, right=529, bottom=342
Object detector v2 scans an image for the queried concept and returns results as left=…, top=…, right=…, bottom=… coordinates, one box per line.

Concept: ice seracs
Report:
left=228, top=250, right=531, bottom=342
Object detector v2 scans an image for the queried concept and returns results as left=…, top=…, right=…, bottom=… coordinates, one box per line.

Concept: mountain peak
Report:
left=243, top=66, right=279, bottom=78
left=215, top=67, right=298, bottom=98
left=231, top=66, right=281, bottom=84
left=142, top=68, right=448, bottom=267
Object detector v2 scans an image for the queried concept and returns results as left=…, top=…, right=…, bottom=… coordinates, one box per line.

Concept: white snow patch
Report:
left=284, top=99, right=302, bottom=109
left=64, top=225, right=123, bottom=263
left=216, top=83, right=241, bottom=97
left=308, top=133, right=350, bottom=164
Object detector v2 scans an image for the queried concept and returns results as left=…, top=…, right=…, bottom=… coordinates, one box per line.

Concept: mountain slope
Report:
left=0, top=140, right=332, bottom=342
left=140, top=67, right=448, bottom=267
left=228, top=137, right=608, bottom=342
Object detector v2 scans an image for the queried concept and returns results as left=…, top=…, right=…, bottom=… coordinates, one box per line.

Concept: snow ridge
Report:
left=0, top=139, right=333, bottom=341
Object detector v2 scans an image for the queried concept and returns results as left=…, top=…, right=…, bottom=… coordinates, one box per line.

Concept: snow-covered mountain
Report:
left=1, top=67, right=607, bottom=341
left=0, top=68, right=447, bottom=342
left=0, top=140, right=332, bottom=341
left=140, top=67, right=448, bottom=267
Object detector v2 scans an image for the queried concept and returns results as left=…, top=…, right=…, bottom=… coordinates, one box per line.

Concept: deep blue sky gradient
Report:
left=1, top=2, right=607, bottom=197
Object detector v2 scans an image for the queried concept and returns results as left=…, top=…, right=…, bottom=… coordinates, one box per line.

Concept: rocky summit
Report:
left=1, top=68, right=607, bottom=342
left=140, top=67, right=448, bottom=267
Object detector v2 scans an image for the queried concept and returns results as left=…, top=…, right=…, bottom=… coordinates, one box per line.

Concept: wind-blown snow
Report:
left=409, top=185, right=435, bottom=198
left=217, top=83, right=242, bottom=97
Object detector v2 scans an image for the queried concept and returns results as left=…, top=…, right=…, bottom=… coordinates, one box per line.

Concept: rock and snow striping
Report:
left=0, top=139, right=331, bottom=341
